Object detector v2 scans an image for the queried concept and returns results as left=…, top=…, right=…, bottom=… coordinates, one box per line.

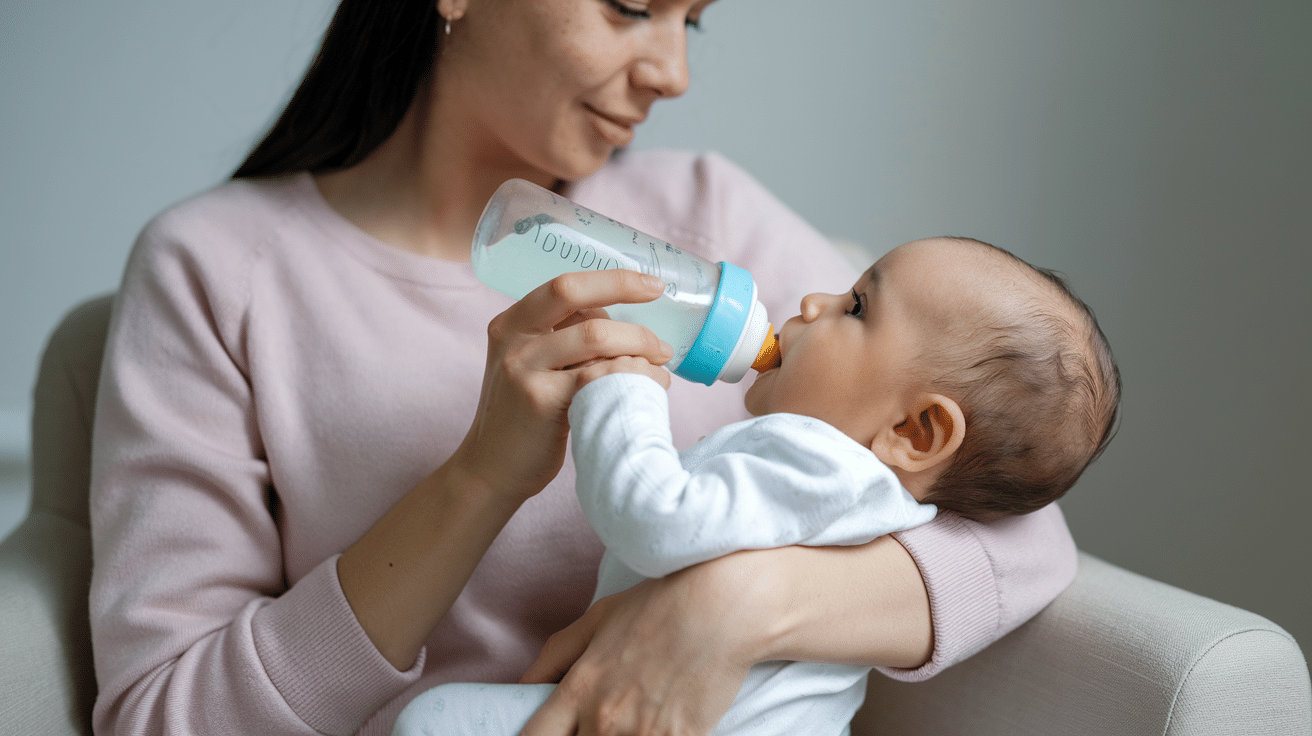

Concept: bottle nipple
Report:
left=751, top=324, right=781, bottom=372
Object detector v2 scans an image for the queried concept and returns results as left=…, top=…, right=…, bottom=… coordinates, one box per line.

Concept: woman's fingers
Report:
left=458, top=270, right=668, bottom=504
left=521, top=599, right=607, bottom=686
left=517, top=577, right=748, bottom=736
left=534, top=318, right=673, bottom=374
left=517, top=692, right=581, bottom=736
left=489, top=271, right=671, bottom=373
left=555, top=307, right=610, bottom=331
left=510, top=269, right=666, bottom=334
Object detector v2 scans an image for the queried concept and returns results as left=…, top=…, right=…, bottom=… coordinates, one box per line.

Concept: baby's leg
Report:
left=391, top=682, right=556, bottom=736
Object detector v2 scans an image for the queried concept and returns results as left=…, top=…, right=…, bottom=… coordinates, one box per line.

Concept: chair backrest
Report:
left=0, top=293, right=113, bottom=735
left=31, top=294, right=113, bottom=531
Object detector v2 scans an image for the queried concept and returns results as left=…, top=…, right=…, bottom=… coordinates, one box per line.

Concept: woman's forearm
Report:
left=705, top=535, right=933, bottom=670
left=516, top=534, right=932, bottom=736
left=338, top=271, right=673, bottom=672
left=337, top=458, right=523, bottom=671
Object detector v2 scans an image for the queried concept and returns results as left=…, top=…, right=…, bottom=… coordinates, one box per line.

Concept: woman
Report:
left=88, top=1, right=1077, bottom=734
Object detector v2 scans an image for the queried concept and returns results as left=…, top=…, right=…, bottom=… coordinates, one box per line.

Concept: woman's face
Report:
left=443, top=0, right=713, bottom=182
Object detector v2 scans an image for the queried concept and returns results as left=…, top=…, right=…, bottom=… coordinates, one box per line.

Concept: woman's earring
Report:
left=445, top=15, right=452, bottom=35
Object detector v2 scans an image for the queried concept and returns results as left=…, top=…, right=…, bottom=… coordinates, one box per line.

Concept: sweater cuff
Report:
left=876, top=514, right=1000, bottom=683
left=251, top=554, right=425, bottom=735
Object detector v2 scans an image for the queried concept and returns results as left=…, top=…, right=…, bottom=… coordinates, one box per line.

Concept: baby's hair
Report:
left=919, top=238, right=1121, bottom=522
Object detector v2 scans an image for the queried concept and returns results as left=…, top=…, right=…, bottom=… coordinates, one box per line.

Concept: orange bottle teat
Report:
left=751, top=324, right=781, bottom=372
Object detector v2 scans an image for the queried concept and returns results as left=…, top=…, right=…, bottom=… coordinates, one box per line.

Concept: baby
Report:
left=393, top=236, right=1121, bottom=735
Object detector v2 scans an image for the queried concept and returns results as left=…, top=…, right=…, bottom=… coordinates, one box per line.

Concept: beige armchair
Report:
left=2, top=295, right=1309, bottom=735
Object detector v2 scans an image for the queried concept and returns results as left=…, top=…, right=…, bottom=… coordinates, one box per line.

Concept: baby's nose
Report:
left=799, top=293, right=823, bottom=321
left=799, top=292, right=839, bottom=321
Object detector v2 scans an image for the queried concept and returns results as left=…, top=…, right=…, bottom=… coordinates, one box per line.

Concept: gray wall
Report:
left=3, top=0, right=1308, bottom=657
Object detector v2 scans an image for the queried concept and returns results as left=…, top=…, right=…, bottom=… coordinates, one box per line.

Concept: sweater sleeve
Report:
left=568, top=374, right=935, bottom=579
left=88, top=209, right=423, bottom=736
left=876, top=504, right=1078, bottom=681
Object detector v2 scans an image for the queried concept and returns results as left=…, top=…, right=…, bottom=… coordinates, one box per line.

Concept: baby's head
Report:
left=745, top=237, right=1120, bottom=522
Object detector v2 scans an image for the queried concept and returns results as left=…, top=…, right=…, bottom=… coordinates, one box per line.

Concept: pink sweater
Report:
left=89, top=150, right=1077, bottom=735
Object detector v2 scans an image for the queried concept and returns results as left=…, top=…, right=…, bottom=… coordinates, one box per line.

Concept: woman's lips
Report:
left=585, top=104, right=641, bottom=146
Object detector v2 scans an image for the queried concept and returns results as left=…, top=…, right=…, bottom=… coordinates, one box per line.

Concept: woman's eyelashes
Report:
left=604, top=0, right=650, bottom=20
left=603, top=0, right=705, bottom=29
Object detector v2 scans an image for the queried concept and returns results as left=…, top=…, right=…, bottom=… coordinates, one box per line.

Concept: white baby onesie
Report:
left=393, top=373, right=936, bottom=736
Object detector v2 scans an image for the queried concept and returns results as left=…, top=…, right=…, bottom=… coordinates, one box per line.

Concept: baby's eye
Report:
left=846, top=289, right=865, bottom=318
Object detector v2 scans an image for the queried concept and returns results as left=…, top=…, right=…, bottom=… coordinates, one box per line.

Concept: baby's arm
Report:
left=567, top=373, right=935, bottom=579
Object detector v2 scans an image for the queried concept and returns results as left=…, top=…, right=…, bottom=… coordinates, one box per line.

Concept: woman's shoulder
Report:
left=139, top=174, right=313, bottom=254
left=125, top=174, right=329, bottom=301
left=118, top=175, right=325, bottom=333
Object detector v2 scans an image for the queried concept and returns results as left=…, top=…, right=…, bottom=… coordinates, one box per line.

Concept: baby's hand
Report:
left=574, top=354, right=672, bottom=391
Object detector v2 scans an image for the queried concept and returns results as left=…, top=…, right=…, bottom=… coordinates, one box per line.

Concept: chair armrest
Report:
left=853, top=552, right=1311, bottom=735
left=0, top=511, right=95, bottom=736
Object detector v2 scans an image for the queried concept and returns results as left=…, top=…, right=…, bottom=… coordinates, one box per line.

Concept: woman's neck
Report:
left=314, top=91, right=555, bottom=262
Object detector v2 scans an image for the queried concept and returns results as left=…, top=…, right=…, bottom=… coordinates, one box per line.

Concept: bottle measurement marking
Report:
left=473, top=179, right=772, bottom=384
left=516, top=216, right=622, bottom=272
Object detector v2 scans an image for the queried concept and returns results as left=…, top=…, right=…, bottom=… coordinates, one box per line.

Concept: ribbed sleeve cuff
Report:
left=251, top=555, right=425, bottom=735
left=877, top=515, right=1001, bottom=683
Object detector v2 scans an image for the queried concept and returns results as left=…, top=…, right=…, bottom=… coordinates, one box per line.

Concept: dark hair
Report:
left=233, top=0, right=439, bottom=179
left=921, top=238, right=1122, bottom=522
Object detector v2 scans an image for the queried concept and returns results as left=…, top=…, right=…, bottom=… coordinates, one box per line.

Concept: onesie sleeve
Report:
left=88, top=207, right=422, bottom=736
left=568, top=374, right=934, bottom=579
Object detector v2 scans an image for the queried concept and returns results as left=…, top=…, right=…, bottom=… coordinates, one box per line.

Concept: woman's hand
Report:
left=339, top=269, right=670, bottom=671
left=515, top=538, right=933, bottom=736
left=454, top=269, right=672, bottom=506
left=518, top=561, right=758, bottom=736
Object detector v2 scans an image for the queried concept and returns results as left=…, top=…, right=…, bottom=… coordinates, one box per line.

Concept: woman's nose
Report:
left=632, top=21, right=690, bottom=98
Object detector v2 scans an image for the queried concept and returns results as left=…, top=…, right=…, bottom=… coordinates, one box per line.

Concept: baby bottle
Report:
left=471, top=178, right=781, bottom=385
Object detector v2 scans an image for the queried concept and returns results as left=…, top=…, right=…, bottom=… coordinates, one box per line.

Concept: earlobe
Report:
left=438, top=0, right=468, bottom=23
left=873, top=394, right=966, bottom=473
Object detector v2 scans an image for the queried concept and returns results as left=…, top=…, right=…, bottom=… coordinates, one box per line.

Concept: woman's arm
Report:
left=92, top=217, right=427, bottom=735
left=336, top=269, right=675, bottom=671
left=733, top=536, right=935, bottom=668
left=881, top=503, right=1078, bottom=681
left=90, top=207, right=673, bottom=735
left=518, top=508, right=1076, bottom=736
left=518, top=536, right=931, bottom=736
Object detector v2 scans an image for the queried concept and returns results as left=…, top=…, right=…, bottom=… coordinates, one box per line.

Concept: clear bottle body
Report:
left=472, top=178, right=776, bottom=384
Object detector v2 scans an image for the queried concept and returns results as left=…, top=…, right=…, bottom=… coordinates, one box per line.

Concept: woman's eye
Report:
left=846, top=289, right=865, bottom=318
left=604, top=0, right=651, bottom=20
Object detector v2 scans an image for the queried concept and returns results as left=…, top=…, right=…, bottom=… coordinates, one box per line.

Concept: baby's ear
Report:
left=871, top=394, right=966, bottom=474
